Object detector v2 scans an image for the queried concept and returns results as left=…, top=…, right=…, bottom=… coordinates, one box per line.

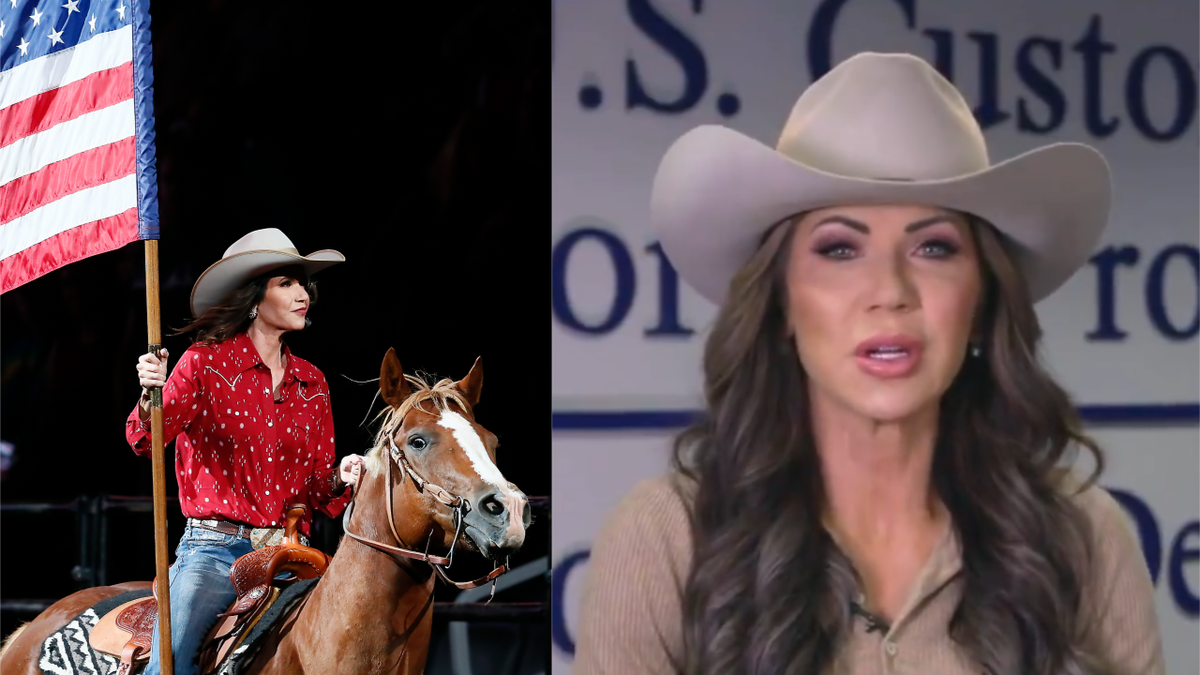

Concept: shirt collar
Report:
left=823, top=516, right=963, bottom=623
left=221, top=332, right=316, bottom=383
left=224, top=332, right=267, bottom=373
left=286, top=348, right=319, bottom=384
left=896, top=521, right=963, bottom=612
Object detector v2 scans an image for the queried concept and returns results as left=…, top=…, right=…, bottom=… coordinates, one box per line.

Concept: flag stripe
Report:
left=0, top=64, right=135, bottom=149
left=0, top=98, right=134, bottom=185
left=0, top=24, right=133, bottom=111
left=0, top=208, right=139, bottom=294
left=0, top=173, right=138, bottom=260
left=0, top=138, right=137, bottom=225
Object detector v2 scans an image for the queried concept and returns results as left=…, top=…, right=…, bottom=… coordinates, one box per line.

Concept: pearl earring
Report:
left=970, top=343, right=982, bottom=358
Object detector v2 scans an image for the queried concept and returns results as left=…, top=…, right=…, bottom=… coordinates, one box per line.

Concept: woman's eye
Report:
left=917, top=239, right=960, bottom=258
left=409, top=437, right=427, bottom=450
left=815, top=241, right=857, bottom=259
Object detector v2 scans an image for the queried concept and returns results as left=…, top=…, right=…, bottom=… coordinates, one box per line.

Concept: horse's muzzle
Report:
left=463, top=488, right=528, bottom=559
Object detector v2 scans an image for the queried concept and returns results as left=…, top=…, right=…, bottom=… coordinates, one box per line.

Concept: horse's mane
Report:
left=364, top=374, right=472, bottom=471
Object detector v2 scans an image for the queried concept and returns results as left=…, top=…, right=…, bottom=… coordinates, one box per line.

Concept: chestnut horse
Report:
left=0, top=349, right=530, bottom=675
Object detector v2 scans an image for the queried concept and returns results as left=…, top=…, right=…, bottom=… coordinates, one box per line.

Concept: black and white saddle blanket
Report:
left=38, top=579, right=319, bottom=675
left=39, top=589, right=151, bottom=675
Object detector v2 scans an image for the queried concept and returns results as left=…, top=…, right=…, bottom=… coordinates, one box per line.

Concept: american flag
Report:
left=0, top=0, right=158, bottom=293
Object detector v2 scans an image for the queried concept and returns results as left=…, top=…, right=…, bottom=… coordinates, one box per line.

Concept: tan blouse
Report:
left=574, top=472, right=1165, bottom=675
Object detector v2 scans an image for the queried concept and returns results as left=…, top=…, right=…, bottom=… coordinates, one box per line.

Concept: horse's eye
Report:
left=409, top=437, right=427, bottom=451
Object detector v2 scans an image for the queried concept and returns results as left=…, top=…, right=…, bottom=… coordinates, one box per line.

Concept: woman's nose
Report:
left=866, top=256, right=918, bottom=312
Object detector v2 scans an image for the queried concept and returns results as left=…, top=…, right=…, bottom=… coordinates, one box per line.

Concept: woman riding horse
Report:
left=0, top=348, right=529, bottom=675
left=128, top=228, right=365, bottom=675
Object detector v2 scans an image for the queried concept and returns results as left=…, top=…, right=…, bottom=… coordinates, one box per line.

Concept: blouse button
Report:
left=883, top=640, right=897, bottom=657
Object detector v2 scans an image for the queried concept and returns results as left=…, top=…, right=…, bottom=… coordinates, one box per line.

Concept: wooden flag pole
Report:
left=144, top=239, right=175, bottom=675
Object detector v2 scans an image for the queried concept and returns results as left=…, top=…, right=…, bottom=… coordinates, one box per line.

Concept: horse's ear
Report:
left=454, top=356, right=483, bottom=409
left=380, top=348, right=411, bottom=409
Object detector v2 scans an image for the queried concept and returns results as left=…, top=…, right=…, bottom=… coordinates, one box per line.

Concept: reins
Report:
left=341, top=401, right=509, bottom=598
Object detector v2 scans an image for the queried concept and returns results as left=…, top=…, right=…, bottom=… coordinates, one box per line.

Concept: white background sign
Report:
left=551, top=0, right=1199, bottom=673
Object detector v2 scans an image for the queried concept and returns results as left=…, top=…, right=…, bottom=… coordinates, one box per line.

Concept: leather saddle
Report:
left=89, top=504, right=331, bottom=675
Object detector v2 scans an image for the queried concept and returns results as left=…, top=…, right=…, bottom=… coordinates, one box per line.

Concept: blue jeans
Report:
left=143, top=524, right=251, bottom=675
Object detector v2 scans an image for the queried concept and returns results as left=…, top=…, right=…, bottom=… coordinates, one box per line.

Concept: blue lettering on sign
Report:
left=645, top=242, right=695, bottom=337
left=555, top=0, right=1200, bottom=139
left=552, top=226, right=1200, bottom=344
left=551, top=227, right=695, bottom=338
left=1109, top=489, right=1200, bottom=618
left=551, top=228, right=638, bottom=335
left=805, top=0, right=1196, bottom=140
left=626, top=0, right=708, bottom=114
left=1145, top=245, right=1200, bottom=341
left=551, top=489, right=1199, bottom=658
left=551, top=549, right=591, bottom=656
left=1087, top=244, right=1200, bottom=342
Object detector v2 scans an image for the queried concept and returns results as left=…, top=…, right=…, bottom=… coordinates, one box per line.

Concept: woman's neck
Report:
left=246, top=325, right=286, bottom=369
left=810, top=394, right=946, bottom=548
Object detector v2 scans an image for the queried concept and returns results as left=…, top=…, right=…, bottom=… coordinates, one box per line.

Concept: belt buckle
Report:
left=250, top=527, right=309, bottom=550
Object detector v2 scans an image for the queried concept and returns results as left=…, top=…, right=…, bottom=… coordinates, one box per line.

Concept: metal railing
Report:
left=0, top=496, right=110, bottom=587
left=1, top=494, right=551, bottom=625
left=450, top=556, right=550, bottom=675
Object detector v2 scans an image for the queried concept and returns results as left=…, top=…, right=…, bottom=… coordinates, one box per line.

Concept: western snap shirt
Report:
left=125, top=331, right=351, bottom=536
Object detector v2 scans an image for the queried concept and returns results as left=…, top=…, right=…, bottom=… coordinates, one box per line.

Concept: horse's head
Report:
left=368, top=348, right=528, bottom=562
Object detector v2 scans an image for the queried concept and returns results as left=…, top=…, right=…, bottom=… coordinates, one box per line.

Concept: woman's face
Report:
left=255, top=274, right=310, bottom=333
left=784, top=204, right=983, bottom=424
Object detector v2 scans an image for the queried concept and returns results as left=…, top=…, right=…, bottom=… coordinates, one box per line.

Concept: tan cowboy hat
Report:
left=650, top=52, right=1112, bottom=306
left=190, top=228, right=345, bottom=317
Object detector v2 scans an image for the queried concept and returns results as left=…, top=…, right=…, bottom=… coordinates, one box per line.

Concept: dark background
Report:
left=0, top=0, right=548, bottom=672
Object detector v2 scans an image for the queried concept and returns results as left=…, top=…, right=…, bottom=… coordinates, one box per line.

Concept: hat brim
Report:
left=650, top=125, right=1112, bottom=306
left=190, top=249, right=345, bottom=318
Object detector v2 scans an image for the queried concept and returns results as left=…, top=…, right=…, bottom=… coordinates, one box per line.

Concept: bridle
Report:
left=341, top=423, right=510, bottom=595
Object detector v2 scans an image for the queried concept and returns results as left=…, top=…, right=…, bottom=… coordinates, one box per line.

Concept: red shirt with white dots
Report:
left=125, top=331, right=351, bottom=536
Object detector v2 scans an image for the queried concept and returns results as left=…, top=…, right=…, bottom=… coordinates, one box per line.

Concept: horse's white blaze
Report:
left=438, top=411, right=514, bottom=500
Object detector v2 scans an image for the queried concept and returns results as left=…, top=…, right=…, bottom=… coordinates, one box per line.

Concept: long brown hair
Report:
left=174, top=265, right=318, bottom=345
left=672, top=216, right=1108, bottom=675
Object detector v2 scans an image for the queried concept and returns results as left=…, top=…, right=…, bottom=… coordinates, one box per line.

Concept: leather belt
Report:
left=187, top=517, right=309, bottom=548
left=188, top=517, right=249, bottom=537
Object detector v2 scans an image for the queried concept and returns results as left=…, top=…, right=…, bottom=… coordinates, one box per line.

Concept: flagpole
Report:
left=144, top=239, right=175, bottom=675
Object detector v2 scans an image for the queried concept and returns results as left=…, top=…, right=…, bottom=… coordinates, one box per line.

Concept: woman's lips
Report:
left=854, top=334, right=923, bottom=379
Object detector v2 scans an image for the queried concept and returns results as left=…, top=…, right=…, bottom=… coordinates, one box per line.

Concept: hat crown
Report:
left=776, top=53, right=990, bottom=181
left=223, top=228, right=301, bottom=259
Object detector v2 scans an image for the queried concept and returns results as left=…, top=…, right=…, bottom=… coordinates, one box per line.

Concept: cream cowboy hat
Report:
left=190, top=228, right=345, bottom=317
left=650, top=52, right=1112, bottom=306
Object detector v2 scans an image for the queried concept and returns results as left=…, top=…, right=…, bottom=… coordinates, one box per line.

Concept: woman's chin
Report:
left=846, top=388, right=941, bottom=425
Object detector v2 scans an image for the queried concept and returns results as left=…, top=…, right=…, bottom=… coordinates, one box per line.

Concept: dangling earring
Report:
left=249, top=306, right=258, bottom=320
left=970, top=342, right=982, bottom=358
